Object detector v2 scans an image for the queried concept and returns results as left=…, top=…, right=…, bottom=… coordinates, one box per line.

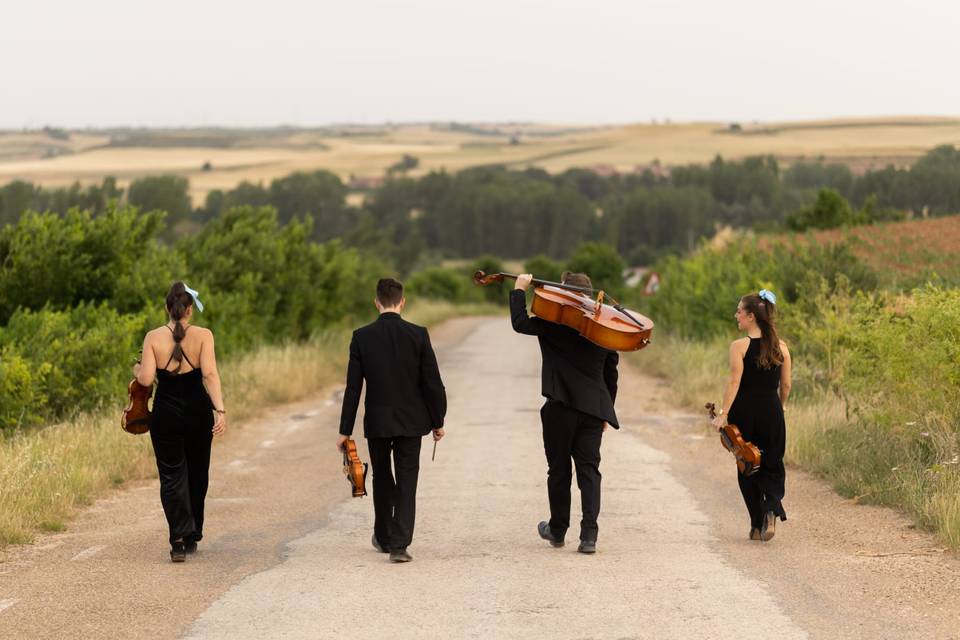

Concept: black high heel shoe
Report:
left=170, top=540, right=186, bottom=563
left=760, top=511, right=776, bottom=541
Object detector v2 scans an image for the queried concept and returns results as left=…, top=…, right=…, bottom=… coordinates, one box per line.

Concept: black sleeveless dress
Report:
left=149, top=330, right=214, bottom=545
left=726, top=337, right=787, bottom=528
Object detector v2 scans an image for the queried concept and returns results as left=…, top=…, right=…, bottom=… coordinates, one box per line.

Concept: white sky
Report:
left=2, top=0, right=958, bottom=128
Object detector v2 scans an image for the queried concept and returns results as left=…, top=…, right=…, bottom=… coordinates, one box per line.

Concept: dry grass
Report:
left=4, top=118, right=960, bottom=203
left=0, top=300, right=497, bottom=547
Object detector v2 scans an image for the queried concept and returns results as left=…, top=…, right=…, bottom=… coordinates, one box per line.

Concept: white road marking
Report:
left=207, top=497, right=253, bottom=504
left=70, top=545, right=106, bottom=562
left=0, top=599, right=17, bottom=614
left=34, top=541, right=65, bottom=552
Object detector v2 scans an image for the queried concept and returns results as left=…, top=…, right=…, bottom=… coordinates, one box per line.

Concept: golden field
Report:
left=2, top=117, right=960, bottom=203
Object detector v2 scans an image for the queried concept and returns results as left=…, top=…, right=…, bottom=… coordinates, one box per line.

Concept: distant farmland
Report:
left=2, top=117, right=960, bottom=203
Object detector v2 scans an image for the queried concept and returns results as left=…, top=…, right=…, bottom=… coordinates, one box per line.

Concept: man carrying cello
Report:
left=510, top=272, right=619, bottom=554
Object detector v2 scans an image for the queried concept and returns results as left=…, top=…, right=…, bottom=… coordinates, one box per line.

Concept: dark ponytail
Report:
left=740, top=293, right=783, bottom=369
left=165, top=281, right=193, bottom=370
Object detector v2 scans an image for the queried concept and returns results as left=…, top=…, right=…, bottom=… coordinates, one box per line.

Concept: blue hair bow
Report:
left=183, top=283, right=204, bottom=313
left=759, top=289, right=777, bottom=305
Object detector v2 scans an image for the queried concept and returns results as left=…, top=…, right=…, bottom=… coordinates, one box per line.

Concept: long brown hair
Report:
left=165, top=282, right=193, bottom=370
left=740, top=293, right=783, bottom=369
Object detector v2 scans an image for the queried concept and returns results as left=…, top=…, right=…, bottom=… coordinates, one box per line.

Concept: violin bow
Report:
left=473, top=271, right=648, bottom=330
left=472, top=271, right=594, bottom=295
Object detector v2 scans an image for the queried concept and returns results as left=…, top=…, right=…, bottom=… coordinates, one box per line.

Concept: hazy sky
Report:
left=3, top=0, right=958, bottom=128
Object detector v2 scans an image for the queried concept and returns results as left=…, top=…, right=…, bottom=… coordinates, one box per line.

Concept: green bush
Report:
left=406, top=267, right=478, bottom=303
left=179, top=206, right=382, bottom=355
left=565, top=242, right=626, bottom=300
left=524, top=254, right=564, bottom=282
left=0, top=349, right=45, bottom=429
left=0, top=206, right=182, bottom=322
left=644, top=237, right=879, bottom=339
left=0, top=304, right=147, bottom=428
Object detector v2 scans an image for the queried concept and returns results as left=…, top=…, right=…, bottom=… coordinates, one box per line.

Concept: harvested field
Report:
left=2, top=117, right=960, bottom=203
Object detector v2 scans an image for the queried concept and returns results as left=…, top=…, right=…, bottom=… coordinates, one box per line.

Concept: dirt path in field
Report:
left=2, top=316, right=959, bottom=639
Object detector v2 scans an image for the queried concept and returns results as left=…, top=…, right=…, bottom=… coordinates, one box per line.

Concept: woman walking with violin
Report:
left=134, top=282, right=226, bottom=562
left=712, top=290, right=791, bottom=541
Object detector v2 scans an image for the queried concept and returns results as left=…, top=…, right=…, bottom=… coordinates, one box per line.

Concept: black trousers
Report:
left=368, top=436, right=422, bottom=552
left=541, top=400, right=603, bottom=542
left=149, top=411, right=213, bottom=545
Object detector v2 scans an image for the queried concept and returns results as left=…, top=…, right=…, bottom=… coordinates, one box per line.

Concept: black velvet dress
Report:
left=726, top=337, right=787, bottom=528
left=149, top=345, right=214, bottom=545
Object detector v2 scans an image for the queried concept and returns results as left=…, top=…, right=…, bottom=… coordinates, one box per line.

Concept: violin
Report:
left=473, top=271, right=654, bottom=352
left=122, top=378, right=153, bottom=435
left=342, top=438, right=368, bottom=497
left=705, top=402, right=761, bottom=476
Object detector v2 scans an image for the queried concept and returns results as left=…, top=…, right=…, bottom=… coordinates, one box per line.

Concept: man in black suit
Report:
left=510, top=272, right=619, bottom=554
left=336, top=278, right=446, bottom=563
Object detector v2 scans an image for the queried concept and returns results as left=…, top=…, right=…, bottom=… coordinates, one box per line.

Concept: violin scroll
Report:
left=473, top=270, right=506, bottom=286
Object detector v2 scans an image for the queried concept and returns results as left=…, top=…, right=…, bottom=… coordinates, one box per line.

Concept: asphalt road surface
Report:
left=2, top=317, right=958, bottom=639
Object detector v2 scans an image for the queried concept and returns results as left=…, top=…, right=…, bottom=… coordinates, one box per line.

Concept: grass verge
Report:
left=0, top=300, right=497, bottom=547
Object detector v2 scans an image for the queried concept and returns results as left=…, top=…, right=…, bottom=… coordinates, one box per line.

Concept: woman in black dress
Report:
left=712, top=290, right=792, bottom=541
left=134, top=282, right=227, bottom=562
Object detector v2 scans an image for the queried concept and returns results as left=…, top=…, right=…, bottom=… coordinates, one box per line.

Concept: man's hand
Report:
left=336, top=434, right=349, bottom=453
left=515, top=273, right=533, bottom=291
left=432, top=428, right=445, bottom=442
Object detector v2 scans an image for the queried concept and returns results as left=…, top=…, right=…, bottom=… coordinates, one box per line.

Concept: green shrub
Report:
left=179, top=206, right=381, bottom=354
left=0, top=304, right=147, bottom=429
left=524, top=254, right=564, bottom=282
left=0, top=206, right=182, bottom=322
left=565, top=242, right=626, bottom=300
left=406, top=267, right=478, bottom=303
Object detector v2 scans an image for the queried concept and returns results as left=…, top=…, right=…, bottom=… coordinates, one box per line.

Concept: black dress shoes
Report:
left=538, top=521, right=565, bottom=548
left=577, top=540, right=596, bottom=554
left=372, top=534, right=387, bottom=553
left=184, top=540, right=198, bottom=554
left=390, top=549, right=413, bottom=563
left=170, top=540, right=186, bottom=563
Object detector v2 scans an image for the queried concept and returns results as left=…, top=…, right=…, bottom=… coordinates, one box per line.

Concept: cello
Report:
left=342, top=438, right=368, bottom=497
left=473, top=271, right=654, bottom=352
left=705, top=402, right=761, bottom=476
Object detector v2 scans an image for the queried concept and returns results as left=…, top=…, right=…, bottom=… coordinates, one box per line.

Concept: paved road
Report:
left=182, top=320, right=805, bottom=640
left=3, top=317, right=959, bottom=639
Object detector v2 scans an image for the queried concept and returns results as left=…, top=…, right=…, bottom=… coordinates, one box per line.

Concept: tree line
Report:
left=2, top=145, right=960, bottom=273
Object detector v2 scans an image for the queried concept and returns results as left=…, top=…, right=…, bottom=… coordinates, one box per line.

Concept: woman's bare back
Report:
left=150, top=325, right=208, bottom=373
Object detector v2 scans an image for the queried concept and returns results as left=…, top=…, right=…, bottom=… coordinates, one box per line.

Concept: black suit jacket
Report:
left=339, top=312, right=447, bottom=439
left=510, top=289, right=620, bottom=428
